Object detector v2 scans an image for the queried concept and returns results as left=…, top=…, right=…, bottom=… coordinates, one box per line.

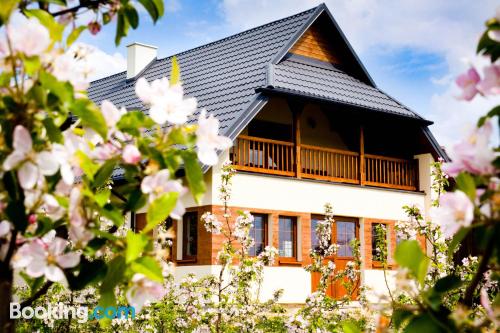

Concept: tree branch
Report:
left=461, top=232, right=495, bottom=307
left=20, top=281, right=54, bottom=309
left=49, top=0, right=106, bottom=17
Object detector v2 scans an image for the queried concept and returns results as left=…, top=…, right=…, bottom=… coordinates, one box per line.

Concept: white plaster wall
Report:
left=172, top=265, right=311, bottom=304
left=260, top=266, right=311, bottom=303
left=213, top=173, right=425, bottom=221
left=363, top=269, right=397, bottom=303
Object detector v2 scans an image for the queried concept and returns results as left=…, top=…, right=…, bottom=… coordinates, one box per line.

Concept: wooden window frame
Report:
left=180, top=212, right=198, bottom=263
left=371, top=222, right=391, bottom=269
left=278, top=216, right=300, bottom=265
left=249, top=213, right=268, bottom=257
left=311, top=215, right=358, bottom=259
left=334, top=217, right=359, bottom=259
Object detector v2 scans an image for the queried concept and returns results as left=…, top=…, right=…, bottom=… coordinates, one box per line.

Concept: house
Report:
left=88, top=3, right=446, bottom=304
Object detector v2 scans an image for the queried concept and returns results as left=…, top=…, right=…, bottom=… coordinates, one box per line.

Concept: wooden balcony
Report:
left=230, top=135, right=419, bottom=191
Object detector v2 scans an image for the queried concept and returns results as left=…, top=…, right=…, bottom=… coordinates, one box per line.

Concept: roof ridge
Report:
left=90, top=5, right=320, bottom=85
left=155, top=5, right=319, bottom=62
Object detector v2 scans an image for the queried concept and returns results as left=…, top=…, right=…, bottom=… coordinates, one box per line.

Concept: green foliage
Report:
left=395, top=240, right=430, bottom=287
left=145, top=193, right=179, bottom=233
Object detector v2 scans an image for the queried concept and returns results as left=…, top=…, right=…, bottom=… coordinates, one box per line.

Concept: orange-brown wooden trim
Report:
left=237, top=135, right=294, bottom=146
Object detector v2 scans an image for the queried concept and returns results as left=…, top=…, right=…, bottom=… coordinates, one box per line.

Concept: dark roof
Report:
left=269, top=55, right=423, bottom=119
left=89, top=3, right=443, bottom=160
left=89, top=6, right=316, bottom=133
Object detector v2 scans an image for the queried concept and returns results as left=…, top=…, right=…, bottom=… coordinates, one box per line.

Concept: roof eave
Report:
left=201, top=93, right=270, bottom=173
left=256, top=86, right=433, bottom=126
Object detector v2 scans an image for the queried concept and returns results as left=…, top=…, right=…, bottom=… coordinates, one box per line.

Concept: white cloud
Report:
left=73, top=42, right=126, bottom=81
left=220, top=0, right=499, bottom=148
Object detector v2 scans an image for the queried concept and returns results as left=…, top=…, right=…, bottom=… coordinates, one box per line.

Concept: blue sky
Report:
left=80, top=0, right=499, bottom=148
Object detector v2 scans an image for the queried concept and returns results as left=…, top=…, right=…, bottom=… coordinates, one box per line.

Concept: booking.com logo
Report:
left=10, top=303, right=135, bottom=323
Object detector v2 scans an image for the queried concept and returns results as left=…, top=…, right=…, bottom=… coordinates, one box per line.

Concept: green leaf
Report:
left=392, top=308, right=414, bottom=330
left=126, top=189, right=147, bottom=212
left=94, top=159, right=117, bottom=189
left=448, top=226, right=470, bottom=255
left=433, top=275, right=462, bottom=294
left=137, top=0, right=163, bottom=22
left=144, top=192, right=179, bottom=233
left=76, top=150, right=99, bottom=181
left=478, top=105, right=500, bottom=127
left=170, top=56, right=180, bottom=85
left=0, top=0, right=18, bottom=26
left=67, top=258, right=106, bottom=290
left=395, top=240, right=429, bottom=287
left=183, top=151, right=205, bottom=204
left=117, top=110, right=154, bottom=136
left=126, top=230, right=149, bottom=263
left=125, top=5, right=139, bottom=29
left=26, top=9, right=64, bottom=41
left=42, top=118, right=63, bottom=143
left=23, top=56, right=41, bottom=75
left=455, top=173, right=476, bottom=202
left=95, top=188, right=111, bottom=207
left=404, top=314, right=447, bottom=333
left=70, top=99, right=108, bottom=139
left=100, top=255, right=126, bottom=293
left=67, top=26, right=87, bottom=47
left=97, top=204, right=124, bottom=227
left=130, top=257, right=163, bottom=282
left=342, top=321, right=362, bottom=333
left=115, top=10, right=129, bottom=46
left=151, top=0, right=164, bottom=19
left=39, top=71, right=73, bottom=103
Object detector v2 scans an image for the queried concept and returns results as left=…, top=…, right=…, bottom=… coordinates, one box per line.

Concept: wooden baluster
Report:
left=360, top=126, right=365, bottom=185
left=272, top=142, right=275, bottom=171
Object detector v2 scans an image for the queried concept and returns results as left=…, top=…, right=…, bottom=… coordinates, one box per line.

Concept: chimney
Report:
left=126, top=42, right=157, bottom=79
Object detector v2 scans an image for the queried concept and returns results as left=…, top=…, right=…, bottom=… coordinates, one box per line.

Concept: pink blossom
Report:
left=69, top=187, right=86, bottom=227
left=0, top=220, right=11, bottom=260
left=123, top=145, right=141, bottom=164
left=6, top=16, right=50, bottom=57
left=53, top=130, right=89, bottom=185
left=41, top=194, right=65, bottom=220
left=455, top=67, right=480, bottom=101
left=442, top=120, right=496, bottom=176
left=51, top=49, right=91, bottom=92
left=430, top=191, right=474, bottom=238
left=126, top=273, right=166, bottom=312
left=13, top=231, right=80, bottom=282
left=88, top=21, right=101, bottom=35
left=135, top=77, right=197, bottom=125
left=141, top=169, right=187, bottom=219
left=196, top=110, right=232, bottom=165
left=91, top=142, right=120, bottom=161
left=477, top=64, right=500, bottom=96
left=2, top=126, right=59, bottom=189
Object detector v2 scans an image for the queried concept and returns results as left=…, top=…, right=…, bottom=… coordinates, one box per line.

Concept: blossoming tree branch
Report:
left=0, top=1, right=232, bottom=331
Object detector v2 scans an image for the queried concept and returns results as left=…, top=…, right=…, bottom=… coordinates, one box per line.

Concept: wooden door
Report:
left=311, top=217, right=359, bottom=299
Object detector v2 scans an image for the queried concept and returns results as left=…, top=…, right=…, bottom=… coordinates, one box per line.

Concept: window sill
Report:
left=372, top=261, right=393, bottom=269
left=176, top=258, right=197, bottom=265
left=278, top=258, right=302, bottom=266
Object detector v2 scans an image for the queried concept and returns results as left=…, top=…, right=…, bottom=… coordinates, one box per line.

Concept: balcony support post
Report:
left=360, top=125, right=366, bottom=185
left=289, top=100, right=304, bottom=179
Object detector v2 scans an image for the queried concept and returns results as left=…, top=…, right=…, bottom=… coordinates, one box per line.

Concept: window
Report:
left=336, top=221, right=356, bottom=257
left=182, top=212, right=198, bottom=259
left=249, top=214, right=267, bottom=256
left=371, top=223, right=387, bottom=262
left=279, top=216, right=296, bottom=257
left=311, top=216, right=330, bottom=252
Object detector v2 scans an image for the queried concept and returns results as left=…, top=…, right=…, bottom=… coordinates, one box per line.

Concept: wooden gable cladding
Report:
left=290, top=23, right=340, bottom=64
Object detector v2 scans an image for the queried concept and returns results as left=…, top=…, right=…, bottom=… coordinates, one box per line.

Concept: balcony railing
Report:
left=231, top=135, right=418, bottom=191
